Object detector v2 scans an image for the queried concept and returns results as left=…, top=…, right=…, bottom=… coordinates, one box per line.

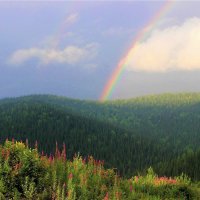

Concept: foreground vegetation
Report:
left=0, top=140, right=199, bottom=199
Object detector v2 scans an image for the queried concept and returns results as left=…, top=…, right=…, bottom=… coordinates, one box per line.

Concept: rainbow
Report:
left=53, top=2, right=81, bottom=48
left=99, top=0, right=175, bottom=102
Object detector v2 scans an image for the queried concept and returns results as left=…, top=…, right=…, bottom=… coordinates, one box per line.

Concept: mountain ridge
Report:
left=0, top=92, right=200, bottom=179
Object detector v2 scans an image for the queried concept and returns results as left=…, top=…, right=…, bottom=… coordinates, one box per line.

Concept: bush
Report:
left=0, top=140, right=49, bottom=199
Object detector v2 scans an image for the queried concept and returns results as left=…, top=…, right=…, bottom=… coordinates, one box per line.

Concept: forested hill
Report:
left=0, top=93, right=200, bottom=180
left=0, top=99, right=168, bottom=177
left=2, top=93, right=200, bottom=149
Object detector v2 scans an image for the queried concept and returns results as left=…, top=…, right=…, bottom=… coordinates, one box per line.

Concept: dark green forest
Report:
left=0, top=93, right=200, bottom=180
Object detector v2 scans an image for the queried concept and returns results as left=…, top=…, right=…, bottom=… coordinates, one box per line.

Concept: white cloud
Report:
left=126, top=17, right=200, bottom=72
left=8, top=43, right=98, bottom=66
left=64, top=13, right=79, bottom=25
left=41, top=13, right=79, bottom=48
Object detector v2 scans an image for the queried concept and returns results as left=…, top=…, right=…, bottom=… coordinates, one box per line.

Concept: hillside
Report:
left=16, top=93, right=200, bottom=150
left=0, top=93, right=200, bottom=180
left=0, top=99, right=167, bottom=177
left=0, top=140, right=199, bottom=199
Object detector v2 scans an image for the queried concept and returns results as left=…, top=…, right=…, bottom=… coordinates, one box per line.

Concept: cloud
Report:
left=126, top=17, right=200, bottom=72
left=64, top=13, right=79, bottom=25
left=8, top=43, right=98, bottom=66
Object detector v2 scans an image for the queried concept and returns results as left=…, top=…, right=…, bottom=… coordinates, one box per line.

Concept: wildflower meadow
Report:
left=0, top=140, right=199, bottom=199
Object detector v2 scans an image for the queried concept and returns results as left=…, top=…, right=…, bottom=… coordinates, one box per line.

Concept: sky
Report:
left=1, top=0, right=200, bottom=100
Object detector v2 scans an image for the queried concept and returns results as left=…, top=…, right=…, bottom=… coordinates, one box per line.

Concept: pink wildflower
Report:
left=103, top=192, right=109, bottom=200
left=68, top=173, right=73, bottom=180
left=130, top=184, right=133, bottom=192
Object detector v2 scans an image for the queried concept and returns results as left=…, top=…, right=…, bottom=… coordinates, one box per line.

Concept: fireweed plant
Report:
left=0, top=139, right=199, bottom=199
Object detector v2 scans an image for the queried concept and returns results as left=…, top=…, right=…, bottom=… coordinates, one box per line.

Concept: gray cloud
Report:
left=8, top=43, right=98, bottom=67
